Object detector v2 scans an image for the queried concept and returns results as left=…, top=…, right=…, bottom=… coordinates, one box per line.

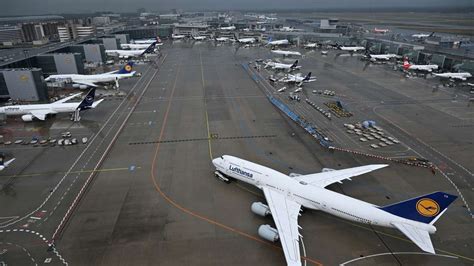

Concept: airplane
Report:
left=279, top=72, right=316, bottom=84
left=373, top=28, right=390, bottom=34
left=280, top=26, right=302, bottom=32
left=366, top=53, right=400, bottom=61
left=215, top=36, right=231, bottom=42
left=336, top=45, right=366, bottom=52
left=105, top=42, right=156, bottom=59
left=266, top=37, right=289, bottom=46
left=236, top=37, right=257, bottom=44
left=264, top=60, right=301, bottom=72
left=45, top=62, right=137, bottom=89
left=121, top=43, right=154, bottom=50
left=412, top=32, right=435, bottom=39
left=0, top=88, right=104, bottom=122
left=172, top=34, right=186, bottom=40
left=192, top=35, right=207, bottom=41
left=0, top=155, right=15, bottom=171
left=133, top=37, right=161, bottom=44
left=212, top=155, right=458, bottom=266
left=219, top=25, right=236, bottom=31
left=303, top=42, right=318, bottom=49
left=271, top=50, right=302, bottom=57
left=403, top=59, right=438, bottom=72
left=433, top=72, right=472, bottom=81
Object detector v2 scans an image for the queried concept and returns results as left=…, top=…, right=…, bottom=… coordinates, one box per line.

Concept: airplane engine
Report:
left=21, top=114, right=34, bottom=122
left=322, top=168, right=335, bottom=172
left=258, top=224, right=279, bottom=242
left=251, top=202, right=271, bottom=217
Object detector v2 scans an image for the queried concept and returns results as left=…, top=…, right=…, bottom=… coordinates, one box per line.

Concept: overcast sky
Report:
left=2, top=0, right=472, bottom=16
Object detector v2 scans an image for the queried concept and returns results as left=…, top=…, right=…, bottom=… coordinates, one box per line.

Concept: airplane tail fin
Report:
left=115, top=61, right=134, bottom=74
left=403, top=59, right=411, bottom=70
left=291, top=60, right=298, bottom=68
left=142, top=42, right=156, bottom=55
left=77, top=88, right=98, bottom=110
left=429, top=32, right=435, bottom=37
left=380, top=191, right=457, bottom=224
left=303, top=72, right=312, bottom=81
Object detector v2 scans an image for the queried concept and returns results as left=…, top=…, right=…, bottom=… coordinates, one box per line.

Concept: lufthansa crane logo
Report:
left=416, top=198, right=440, bottom=217
left=124, top=65, right=132, bottom=72
left=19, top=75, right=29, bottom=81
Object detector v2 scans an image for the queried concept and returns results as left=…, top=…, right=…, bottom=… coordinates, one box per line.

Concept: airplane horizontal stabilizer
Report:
left=392, top=222, right=434, bottom=254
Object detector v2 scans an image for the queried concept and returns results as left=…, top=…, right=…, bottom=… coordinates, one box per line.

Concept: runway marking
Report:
left=373, top=106, right=473, bottom=217
left=52, top=57, right=165, bottom=241
left=200, top=50, right=214, bottom=161
left=326, top=214, right=474, bottom=262
left=0, top=67, right=157, bottom=229
left=149, top=56, right=322, bottom=265
left=0, top=167, right=138, bottom=179
left=128, top=135, right=277, bottom=145
left=339, top=251, right=458, bottom=265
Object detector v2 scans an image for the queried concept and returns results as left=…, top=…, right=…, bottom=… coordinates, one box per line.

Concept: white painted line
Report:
left=340, top=251, right=458, bottom=265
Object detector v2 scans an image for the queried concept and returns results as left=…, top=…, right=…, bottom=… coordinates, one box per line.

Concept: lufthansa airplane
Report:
left=212, top=155, right=457, bottom=266
left=0, top=89, right=104, bottom=122
left=45, top=62, right=137, bottom=89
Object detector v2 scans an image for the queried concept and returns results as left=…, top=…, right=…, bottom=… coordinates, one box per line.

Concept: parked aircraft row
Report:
left=213, top=155, right=457, bottom=266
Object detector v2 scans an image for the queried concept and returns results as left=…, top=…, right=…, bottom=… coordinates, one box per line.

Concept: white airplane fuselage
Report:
left=369, top=54, right=398, bottom=60
left=106, top=49, right=146, bottom=58
left=339, top=46, right=365, bottom=52
left=271, top=50, right=301, bottom=57
left=0, top=102, right=82, bottom=116
left=121, top=43, right=153, bottom=50
left=238, top=38, right=256, bottom=44
left=134, top=39, right=156, bottom=44
left=213, top=156, right=436, bottom=233
left=268, top=40, right=289, bottom=46
left=46, top=72, right=135, bottom=84
left=434, top=72, right=472, bottom=80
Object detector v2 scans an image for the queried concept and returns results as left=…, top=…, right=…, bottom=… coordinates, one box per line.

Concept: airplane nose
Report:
left=212, top=157, right=223, bottom=167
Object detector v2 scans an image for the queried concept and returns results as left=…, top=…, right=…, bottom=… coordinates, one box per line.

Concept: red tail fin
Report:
left=403, top=60, right=411, bottom=70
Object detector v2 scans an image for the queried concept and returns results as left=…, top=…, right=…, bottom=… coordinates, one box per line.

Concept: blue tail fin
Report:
left=142, top=42, right=156, bottom=55
left=115, top=62, right=134, bottom=74
left=380, top=192, right=457, bottom=224
left=291, top=60, right=298, bottom=68
left=78, top=88, right=96, bottom=110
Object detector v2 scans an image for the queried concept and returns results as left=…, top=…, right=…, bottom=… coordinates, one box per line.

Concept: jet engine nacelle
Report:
left=72, top=84, right=88, bottom=90
left=251, top=202, right=271, bottom=217
left=258, top=224, right=279, bottom=242
left=21, top=114, right=34, bottom=122
left=322, top=168, right=335, bottom=172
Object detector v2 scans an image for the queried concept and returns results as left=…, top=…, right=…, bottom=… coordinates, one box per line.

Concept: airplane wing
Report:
left=293, top=164, right=388, bottom=188
left=392, top=222, right=434, bottom=254
left=73, top=81, right=99, bottom=88
left=4, top=158, right=15, bottom=167
left=53, top=92, right=83, bottom=104
left=30, top=110, right=54, bottom=120
left=262, top=187, right=302, bottom=266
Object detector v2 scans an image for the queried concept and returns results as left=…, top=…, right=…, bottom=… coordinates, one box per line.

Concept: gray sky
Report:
left=2, top=0, right=472, bottom=16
